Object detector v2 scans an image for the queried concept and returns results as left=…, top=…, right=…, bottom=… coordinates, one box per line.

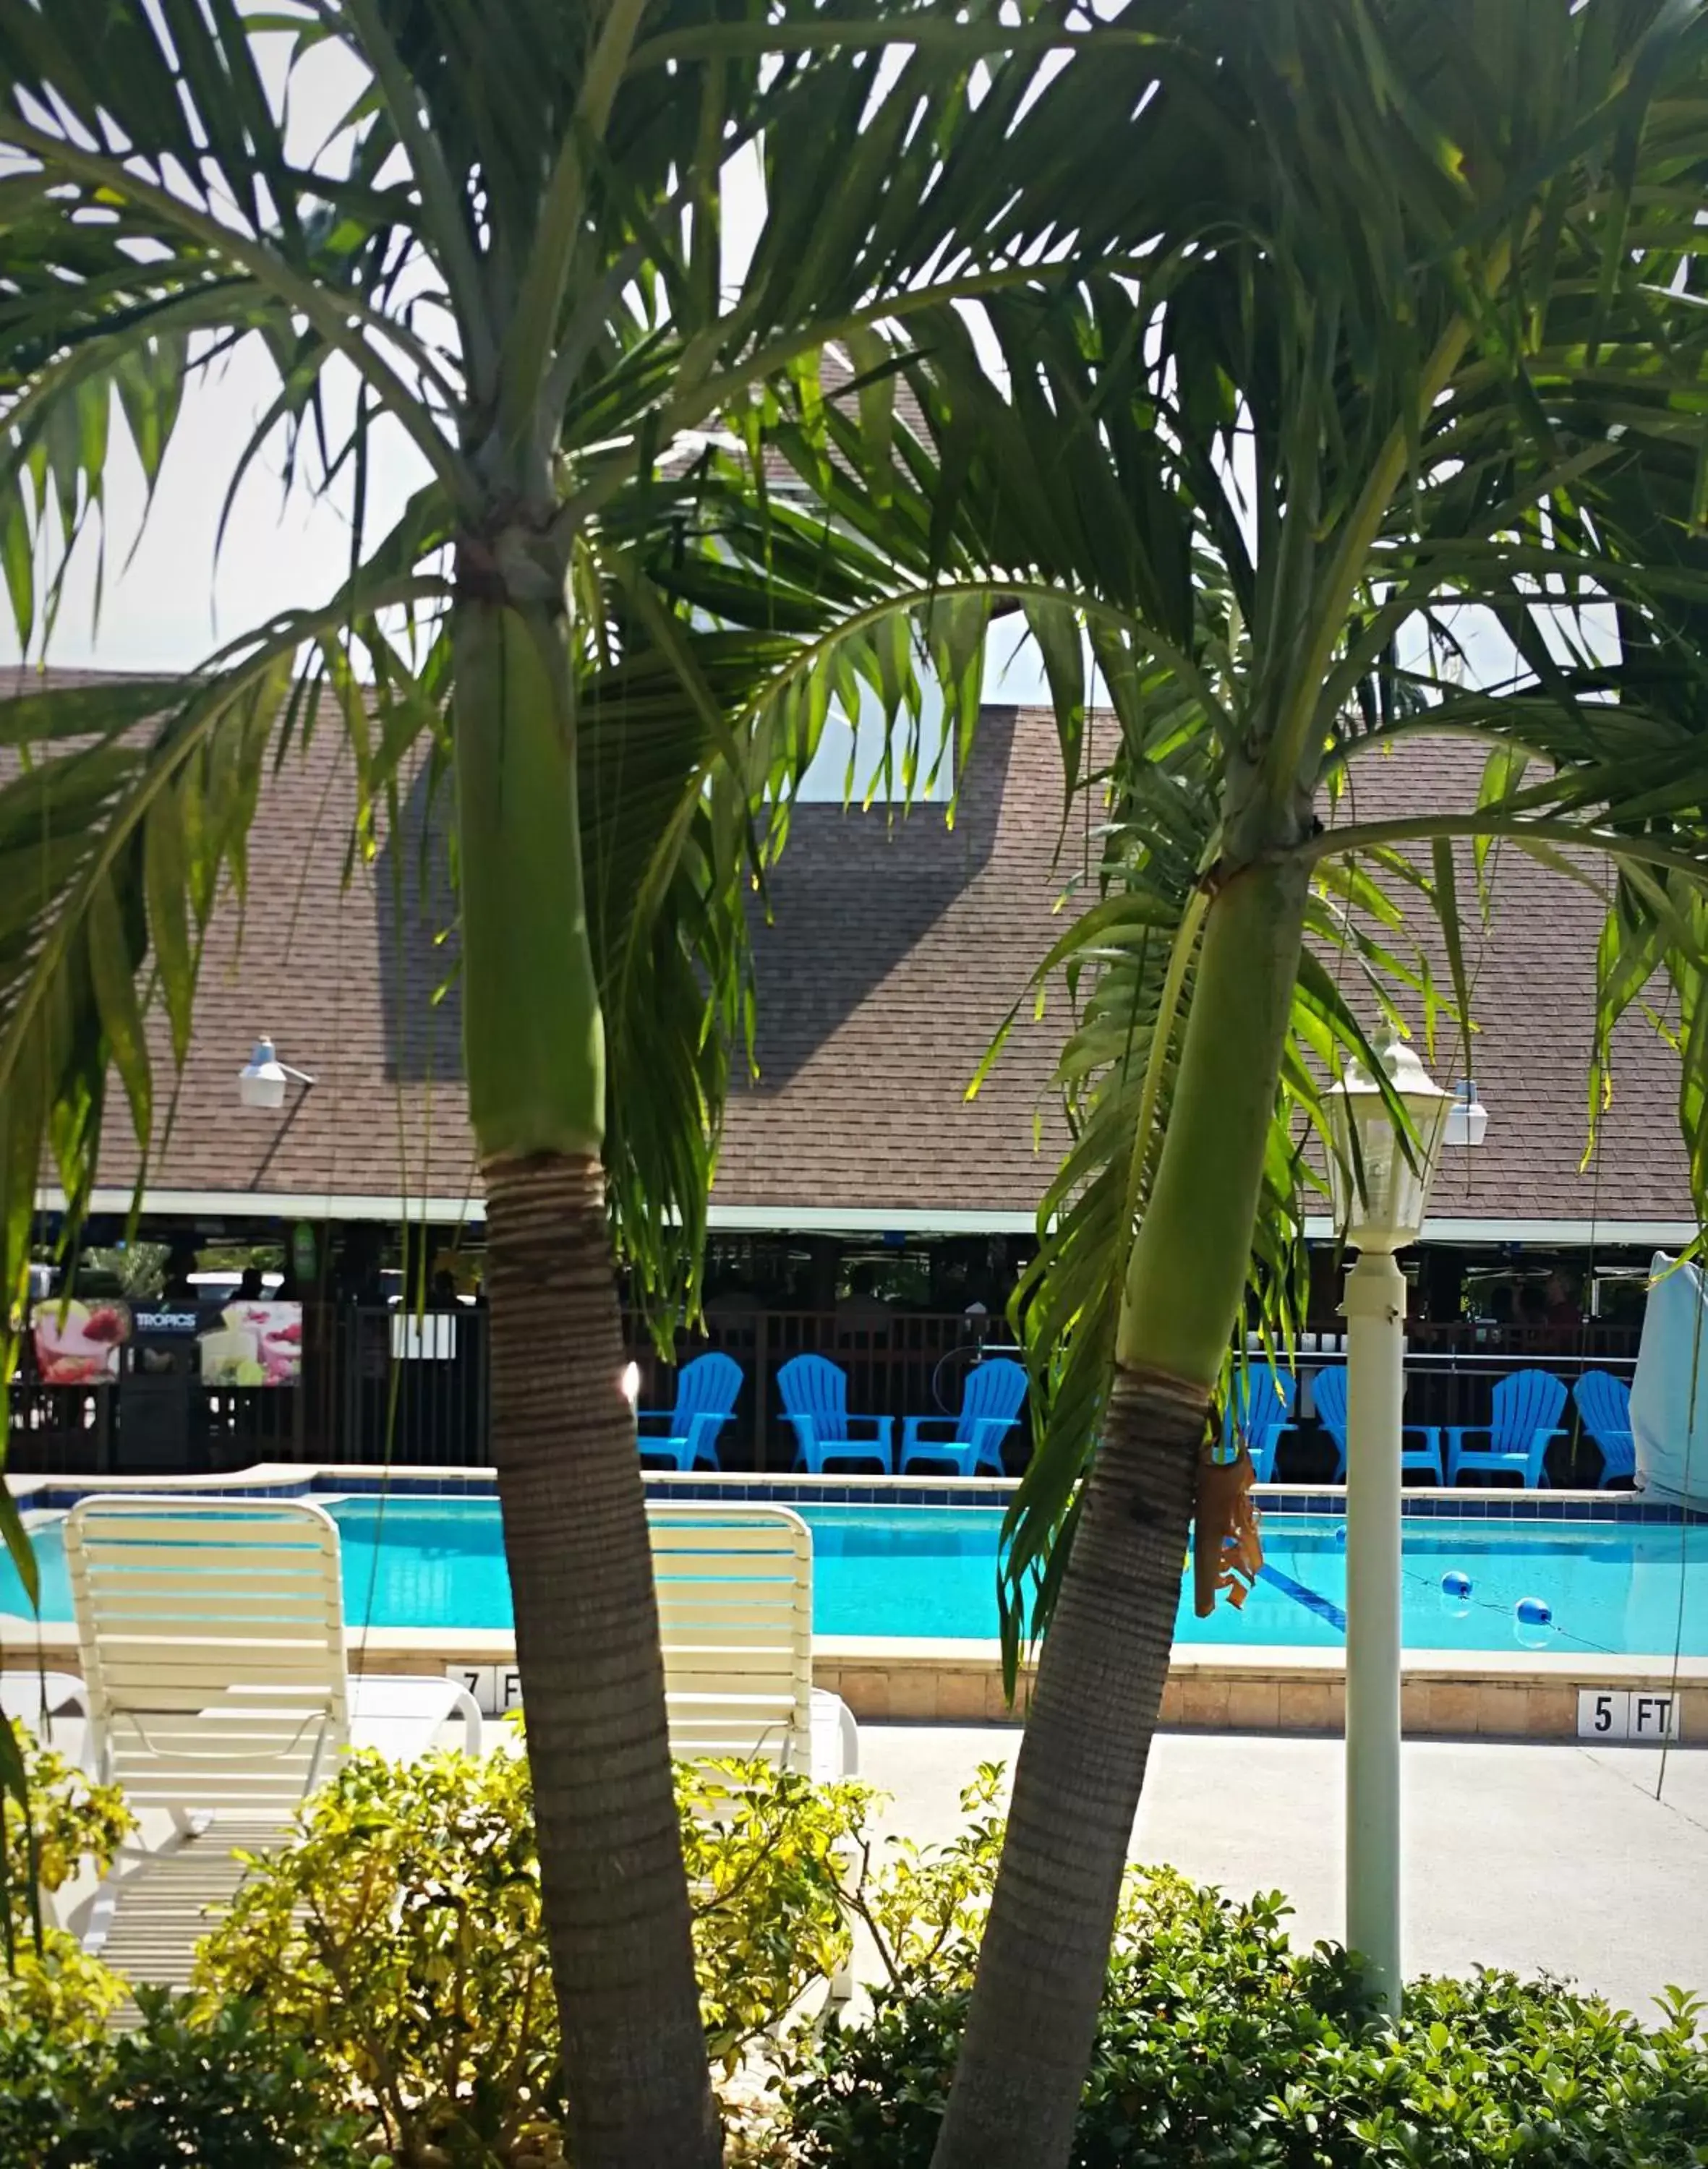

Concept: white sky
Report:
left=1, top=38, right=1055, bottom=802
left=3, top=27, right=1594, bottom=772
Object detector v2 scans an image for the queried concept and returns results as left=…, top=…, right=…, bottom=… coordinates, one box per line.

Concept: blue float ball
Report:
left=1334, top=1523, right=1348, bottom=1547
left=1441, top=1570, right=1472, bottom=1600
left=1515, top=1595, right=1553, bottom=1627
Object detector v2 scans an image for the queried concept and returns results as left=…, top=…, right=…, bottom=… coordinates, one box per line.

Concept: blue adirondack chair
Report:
left=1446, top=1369, right=1568, bottom=1487
left=1221, top=1364, right=1296, bottom=1482
left=1573, top=1370, right=1636, bottom=1484
left=778, top=1353, right=895, bottom=1473
left=1310, top=1365, right=1445, bottom=1484
left=636, top=1352, right=743, bottom=1471
left=900, top=1357, right=1028, bottom=1476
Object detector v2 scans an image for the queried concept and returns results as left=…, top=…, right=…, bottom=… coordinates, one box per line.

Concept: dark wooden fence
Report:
left=625, top=1307, right=1020, bottom=1473
left=5, top=1304, right=1640, bottom=1481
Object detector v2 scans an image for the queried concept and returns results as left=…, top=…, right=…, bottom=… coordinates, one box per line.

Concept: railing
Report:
left=281, top=1305, right=490, bottom=1469
left=1409, top=1319, right=1641, bottom=1361
left=629, top=1307, right=1019, bottom=1473
left=1277, top=1346, right=1639, bottom=1488
left=4, top=1302, right=1641, bottom=1481
left=6, top=1379, right=111, bottom=1476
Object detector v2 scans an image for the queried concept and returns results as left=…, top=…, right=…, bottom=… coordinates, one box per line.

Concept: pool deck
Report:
left=862, top=1725, right=1708, bottom=2021
left=8, top=1463, right=1704, bottom=1743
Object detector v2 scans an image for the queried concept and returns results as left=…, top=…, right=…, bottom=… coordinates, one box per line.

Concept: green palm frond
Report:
left=986, top=683, right=1461, bottom=1669
left=0, top=0, right=1186, bottom=1348
left=0, top=594, right=441, bottom=1283
left=718, top=0, right=1708, bottom=1652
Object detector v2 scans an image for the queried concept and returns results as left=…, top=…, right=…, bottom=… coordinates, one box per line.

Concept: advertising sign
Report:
left=197, top=1301, right=303, bottom=1386
left=32, top=1298, right=132, bottom=1385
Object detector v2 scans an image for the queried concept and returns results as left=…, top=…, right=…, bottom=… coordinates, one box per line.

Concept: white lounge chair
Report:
left=649, top=1505, right=857, bottom=1781
left=61, top=1494, right=479, bottom=1986
left=651, top=1505, right=859, bottom=2001
left=0, top=1668, right=88, bottom=1728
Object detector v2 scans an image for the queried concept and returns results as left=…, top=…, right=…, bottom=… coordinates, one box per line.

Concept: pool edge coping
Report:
left=4, top=1616, right=1702, bottom=1690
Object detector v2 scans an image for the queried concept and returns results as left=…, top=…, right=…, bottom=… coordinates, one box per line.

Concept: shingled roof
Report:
left=1323, top=737, right=1692, bottom=1237
left=14, top=670, right=1695, bottom=1239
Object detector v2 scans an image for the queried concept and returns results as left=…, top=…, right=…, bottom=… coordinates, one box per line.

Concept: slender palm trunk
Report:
left=456, top=595, right=720, bottom=2169
left=486, top=1156, right=720, bottom=2168
left=932, top=855, right=1308, bottom=2169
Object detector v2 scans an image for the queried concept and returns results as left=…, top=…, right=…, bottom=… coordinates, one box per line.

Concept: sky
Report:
left=0, top=28, right=1054, bottom=688
left=1, top=100, right=1062, bottom=804
left=0, top=23, right=1589, bottom=790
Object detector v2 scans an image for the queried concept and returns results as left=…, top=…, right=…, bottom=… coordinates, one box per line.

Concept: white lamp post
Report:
left=1324, top=1043, right=1475, bottom=2015
left=237, top=1035, right=316, bottom=1111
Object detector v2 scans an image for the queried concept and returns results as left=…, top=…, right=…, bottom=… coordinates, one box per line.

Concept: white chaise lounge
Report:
left=61, top=1494, right=480, bottom=1986
left=649, top=1505, right=857, bottom=1781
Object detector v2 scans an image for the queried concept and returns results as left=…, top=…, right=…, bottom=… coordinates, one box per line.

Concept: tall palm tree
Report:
left=744, top=8, right=1708, bottom=2164
left=0, top=4, right=1148, bottom=2160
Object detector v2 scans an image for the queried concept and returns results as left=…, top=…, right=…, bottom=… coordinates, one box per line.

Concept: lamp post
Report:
left=1325, top=1045, right=1482, bottom=2014
left=237, top=1035, right=316, bottom=1111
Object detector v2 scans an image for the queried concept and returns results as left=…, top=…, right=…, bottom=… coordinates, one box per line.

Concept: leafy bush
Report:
left=4, top=1714, right=134, bottom=1946
left=685, top=1758, right=868, bottom=2065
left=790, top=1774, right=1708, bottom=2169
left=195, top=1739, right=870, bottom=2165
left=1, top=1719, right=360, bottom=2163
left=7, top=1732, right=1700, bottom=2169
left=1, top=1715, right=133, bottom=2037
left=0, top=1926, right=124, bottom=2042
left=0, top=1988, right=371, bottom=2168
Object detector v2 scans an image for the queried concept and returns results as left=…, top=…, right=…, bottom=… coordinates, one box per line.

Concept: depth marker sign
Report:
left=1577, top=1689, right=1683, bottom=1741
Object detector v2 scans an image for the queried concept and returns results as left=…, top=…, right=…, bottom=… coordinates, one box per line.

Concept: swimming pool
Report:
left=4, top=1498, right=1704, bottom=1657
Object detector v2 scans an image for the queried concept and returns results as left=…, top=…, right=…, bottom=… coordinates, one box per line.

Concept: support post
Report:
left=1343, top=1244, right=1406, bottom=2015
left=752, top=1308, right=770, bottom=1471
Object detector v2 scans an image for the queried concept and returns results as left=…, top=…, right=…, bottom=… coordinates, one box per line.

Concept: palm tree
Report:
left=745, top=8, right=1708, bottom=2163
left=0, top=4, right=1145, bottom=2159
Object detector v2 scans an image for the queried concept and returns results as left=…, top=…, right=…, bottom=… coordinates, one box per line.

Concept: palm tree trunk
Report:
left=932, top=855, right=1308, bottom=2169
left=456, top=597, right=720, bottom=2169
left=934, top=1362, right=1204, bottom=2167
left=486, top=1154, right=721, bottom=2169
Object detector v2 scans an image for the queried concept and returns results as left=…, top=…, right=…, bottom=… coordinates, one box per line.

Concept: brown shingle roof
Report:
left=9, top=669, right=1693, bottom=1233
left=720, top=704, right=1080, bottom=1218
left=1323, top=737, right=1692, bottom=1233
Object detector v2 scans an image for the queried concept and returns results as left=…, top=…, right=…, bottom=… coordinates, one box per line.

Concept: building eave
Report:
left=34, top=1186, right=1698, bottom=1249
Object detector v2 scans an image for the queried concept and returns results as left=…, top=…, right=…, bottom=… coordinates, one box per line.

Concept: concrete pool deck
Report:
left=859, top=1725, right=1708, bottom=2019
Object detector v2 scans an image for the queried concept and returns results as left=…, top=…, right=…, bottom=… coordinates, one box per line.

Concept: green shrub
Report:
left=7, top=1733, right=1699, bottom=2169
left=0, top=1988, right=372, bottom=2168
left=790, top=1774, right=1708, bottom=2169
left=685, top=1758, right=869, bottom=2067
left=0, top=1990, right=106, bottom=2166
left=4, top=1714, right=134, bottom=1947
left=1, top=1716, right=133, bottom=2040
left=0, top=1927, right=124, bottom=2042
left=195, top=1739, right=871, bottom=2165
left=1, top=1719, right=359, bottom=2164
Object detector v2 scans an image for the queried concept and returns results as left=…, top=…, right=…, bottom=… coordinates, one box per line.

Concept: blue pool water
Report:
left=3, top=1500, right=1704, bottom=1656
